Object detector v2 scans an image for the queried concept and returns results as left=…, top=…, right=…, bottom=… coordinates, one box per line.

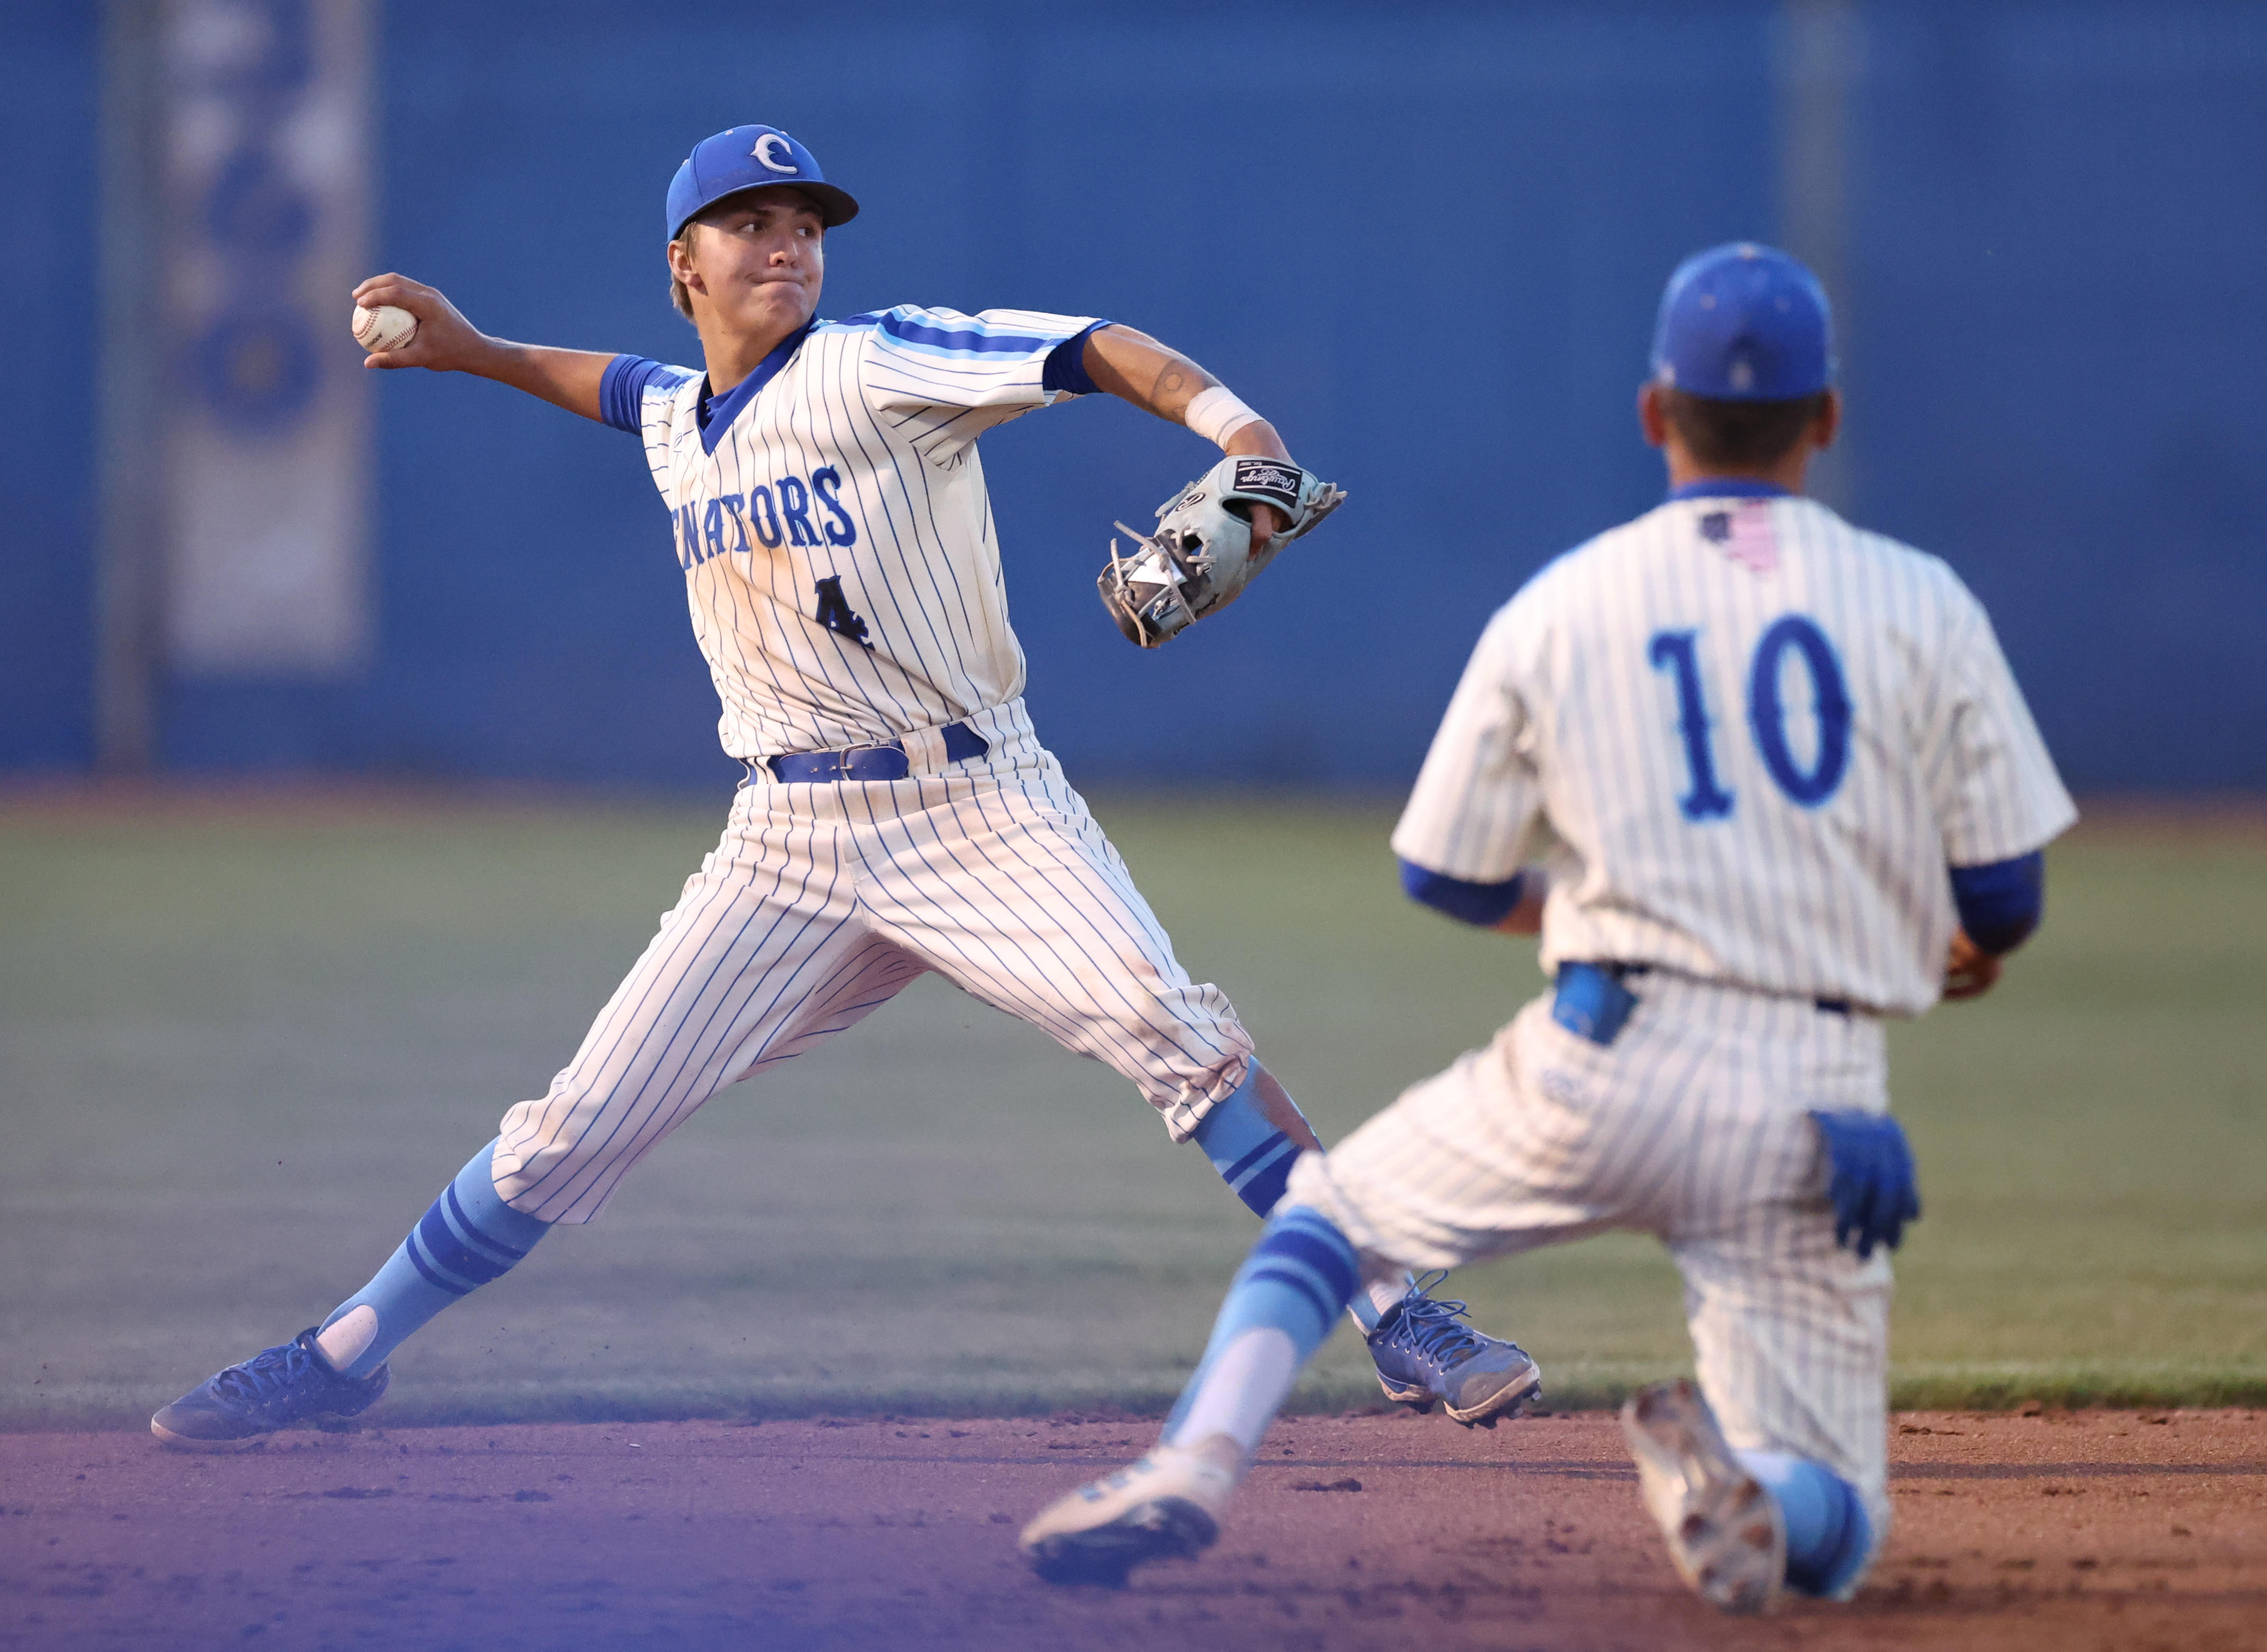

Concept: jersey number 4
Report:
left=1648, top=615, right=1852, bottom=820
left=812, top=576, right=874, bottom=651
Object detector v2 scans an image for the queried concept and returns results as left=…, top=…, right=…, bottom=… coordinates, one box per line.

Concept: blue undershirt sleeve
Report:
left=1398, top=859, right=1526, bottom=927
left=1949, top=850, right=2045, bottom=955
left=598, top=354, right=682, bottom=434
left=1041, top=320, right=1111, bottom=397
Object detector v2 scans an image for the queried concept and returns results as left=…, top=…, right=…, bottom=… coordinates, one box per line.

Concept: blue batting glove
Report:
left=1807, top=1110, right=1921, bottom=1260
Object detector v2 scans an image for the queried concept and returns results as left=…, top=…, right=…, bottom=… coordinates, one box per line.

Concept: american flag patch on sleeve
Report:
left=1696, top=499, right=1779, bottom=575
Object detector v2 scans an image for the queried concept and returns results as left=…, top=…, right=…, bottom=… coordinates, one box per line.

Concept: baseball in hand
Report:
left=351, top=303, right=418, bottom=353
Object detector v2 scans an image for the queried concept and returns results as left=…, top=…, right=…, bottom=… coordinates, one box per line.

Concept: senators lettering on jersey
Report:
left=599, top=305, right=1101, bottom=762
left=674, top=467, right=860, bottom=570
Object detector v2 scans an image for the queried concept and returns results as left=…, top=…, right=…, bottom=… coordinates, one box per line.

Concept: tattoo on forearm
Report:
left=1145, top=356, right=1219, bottom=416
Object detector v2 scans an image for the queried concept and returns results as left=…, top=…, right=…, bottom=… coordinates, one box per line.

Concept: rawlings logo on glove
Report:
left=1229, top=459, right=1301, bottom=509
left=1097, top=454, right=1346, bottom=648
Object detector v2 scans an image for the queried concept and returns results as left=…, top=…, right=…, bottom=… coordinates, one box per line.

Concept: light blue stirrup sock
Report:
left=315, top=1140, right=551, bottom=1380
left=1192, top=1066, right=1310, bottom=1218
left=1159, top=1205, right=1360, bottom=1453
left=1189, top=1068, right=1415, bottom=1331
left=1736, top=1449, right=1873, bottom=1597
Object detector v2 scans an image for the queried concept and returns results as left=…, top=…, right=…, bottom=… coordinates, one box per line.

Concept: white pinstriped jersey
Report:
left=623, top=306, right=1098, bottom=760
left=1392, top=492, right=2076, bottom=1015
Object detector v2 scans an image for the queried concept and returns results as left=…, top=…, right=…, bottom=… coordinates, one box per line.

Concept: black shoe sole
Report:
left=150, top=1388, right=388, bottom=1453
left=1027, top=1498, right=1219, bottom=1587
left=150, top=1418, right=268, bottom=1452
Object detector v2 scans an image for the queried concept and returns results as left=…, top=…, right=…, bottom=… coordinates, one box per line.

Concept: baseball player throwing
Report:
left=1021, top=243, right=2076, bottom=1608
left=150, top=125, right=1535, bottom=1448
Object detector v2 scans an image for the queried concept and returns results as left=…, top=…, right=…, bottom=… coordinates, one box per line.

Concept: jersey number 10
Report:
left=1648, top=615, right=1852, bottom=820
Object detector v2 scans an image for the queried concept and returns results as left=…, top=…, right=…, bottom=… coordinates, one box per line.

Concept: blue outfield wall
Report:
left=1849, top=7, right=2267, bottom=791
left=0, top=1, right=99, bottom=771
left=4, top=1, right=2263, bottom=791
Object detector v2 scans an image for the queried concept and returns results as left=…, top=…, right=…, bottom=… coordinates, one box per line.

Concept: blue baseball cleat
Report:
left=1367, top=1274, right=1543, bottom=1427
left=150, top=1329, right=390, bottom=1450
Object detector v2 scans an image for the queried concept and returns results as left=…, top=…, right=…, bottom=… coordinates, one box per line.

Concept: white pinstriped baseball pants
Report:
left=1285, top=972, right=1896, bottom=1530
left=493, top=701, right=1252, bottom=1226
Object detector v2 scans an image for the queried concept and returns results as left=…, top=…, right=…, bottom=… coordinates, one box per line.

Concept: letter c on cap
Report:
left=752, top=133, right=798, bottom=174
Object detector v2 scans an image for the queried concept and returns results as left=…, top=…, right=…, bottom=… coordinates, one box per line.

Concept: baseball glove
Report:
left=1097, top=454, right=1346, bottom=647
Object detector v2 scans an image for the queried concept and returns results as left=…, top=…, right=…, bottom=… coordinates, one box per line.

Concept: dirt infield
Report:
left=3, top=1411, right=2259, bottom=1652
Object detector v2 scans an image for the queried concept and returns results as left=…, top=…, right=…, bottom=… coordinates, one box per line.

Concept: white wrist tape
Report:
left=1183, top=384, right=1264, bottom=448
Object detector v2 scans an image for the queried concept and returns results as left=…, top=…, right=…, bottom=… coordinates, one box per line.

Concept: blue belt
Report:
left=760, top=721, right=989, bottom=784
left=1554, top=961, right=1851, bottom=1048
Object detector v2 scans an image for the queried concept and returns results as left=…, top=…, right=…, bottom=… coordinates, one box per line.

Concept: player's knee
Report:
left=494, top=1136, right=582, bottom=1200
left=1278, top=1146, right=1338, bottom=1225
left=1790, top=1476, right=1876, bottom=1600
left=1228, top=1205, right=1361, bottom=1343
left=491, top=1111, right=592, bottom=1212
left=1272, top=1155, right=1406, bottom=1300
left=1738, top=1450, right=1879, bottom=1600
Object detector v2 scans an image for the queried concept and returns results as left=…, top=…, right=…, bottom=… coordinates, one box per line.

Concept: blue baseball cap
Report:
left=1650, top=242, right=1834, bottom=401
left=665, top=125, right=859, bottom=239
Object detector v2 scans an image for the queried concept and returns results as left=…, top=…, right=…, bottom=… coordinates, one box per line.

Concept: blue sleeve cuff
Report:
left=1399, top=859, right=1526, bottom=927
left=1949, top=851, right=2045, bottom=955
left=1041, top=321, right=1110, bottom=397
left=599, top=354, right=682, bottom=433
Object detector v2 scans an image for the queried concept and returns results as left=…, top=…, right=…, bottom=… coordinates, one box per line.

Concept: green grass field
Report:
left=2, top=788, right=2261, bottom=1428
